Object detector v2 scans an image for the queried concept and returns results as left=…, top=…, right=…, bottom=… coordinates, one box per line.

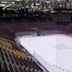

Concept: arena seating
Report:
left=0, top=37, right=44, bottom=72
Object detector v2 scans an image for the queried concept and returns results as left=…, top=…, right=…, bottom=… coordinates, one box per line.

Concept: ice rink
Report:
left=18, top=34, right=72, bottom=72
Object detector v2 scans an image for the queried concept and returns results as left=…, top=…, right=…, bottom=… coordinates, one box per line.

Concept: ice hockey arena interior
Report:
left=0, top=0, right=72, bottom=72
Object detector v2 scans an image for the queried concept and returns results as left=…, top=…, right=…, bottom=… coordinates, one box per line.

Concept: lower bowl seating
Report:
left=0, top=37, right=44, bottom=72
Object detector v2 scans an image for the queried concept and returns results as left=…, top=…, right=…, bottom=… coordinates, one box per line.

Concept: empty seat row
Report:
left=0, top=37, right=14, bottom=44
left=2, top=61, right=43, bottom=72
